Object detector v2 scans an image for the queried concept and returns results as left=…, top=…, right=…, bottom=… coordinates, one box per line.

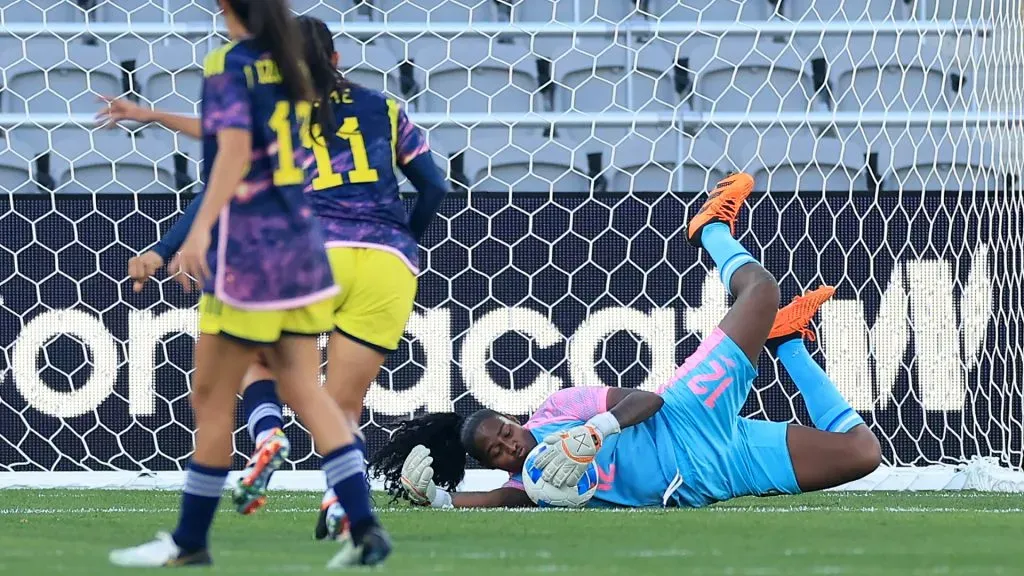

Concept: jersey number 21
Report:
left=270, top=101, right=379, bottom=190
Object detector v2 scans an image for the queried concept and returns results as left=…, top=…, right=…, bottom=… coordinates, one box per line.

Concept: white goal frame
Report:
left=1, top=3, right=1023, bottom=493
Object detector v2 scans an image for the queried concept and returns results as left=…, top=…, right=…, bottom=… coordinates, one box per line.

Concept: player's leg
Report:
left=723, top=287, right=881, bottom=500
left=317, top=248, right=417, bottom=539
left=656, top=173, right=779, bottom=507
left=687, top=172, right=779, bottom=368
left=109, top=297, right=262, bottom=567
left=766, top=288, right=881, bottom=491
left=264, top=312, right=390, bottom=566
left=232, top=361, right=290, bottom=515
left=171, top=333, right=255, bottom=553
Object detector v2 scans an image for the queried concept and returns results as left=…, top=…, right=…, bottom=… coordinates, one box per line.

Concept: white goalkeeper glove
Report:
left=535, top=412, right=621, bottom=488
left=400, top=444, right=453, bottom=509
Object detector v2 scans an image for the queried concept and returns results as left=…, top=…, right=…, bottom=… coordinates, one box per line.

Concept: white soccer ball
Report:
left=522, top=441, right=599, bottom=508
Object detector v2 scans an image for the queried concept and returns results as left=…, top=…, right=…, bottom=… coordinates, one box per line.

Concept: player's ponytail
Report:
left=227, top=0, right=313, bottom=102
left=369, top=409, right=500, bottom=503
left=296, top=15, right=347, bottom=143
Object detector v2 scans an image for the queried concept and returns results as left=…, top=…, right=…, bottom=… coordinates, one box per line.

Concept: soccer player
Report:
left=104, top=14, right=447, bottom=535
left=371, top=172, right=882, bottom=509
left=107, top=1, right=389, bottom=568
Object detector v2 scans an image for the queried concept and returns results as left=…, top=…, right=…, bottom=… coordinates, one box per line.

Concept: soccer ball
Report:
left=324, top=501, right=350, bottom=540
left=522, top=442, right=599, bottom=508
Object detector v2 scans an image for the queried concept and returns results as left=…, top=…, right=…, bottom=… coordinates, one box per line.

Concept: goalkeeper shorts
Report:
left=655, top=328, right=801, bottom=507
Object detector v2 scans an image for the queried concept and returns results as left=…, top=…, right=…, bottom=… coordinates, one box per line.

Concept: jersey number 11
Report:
left=270, top=101, right=379, bottom=189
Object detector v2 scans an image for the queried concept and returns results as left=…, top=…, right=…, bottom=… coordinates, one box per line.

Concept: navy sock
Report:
left=171, top=462, right=228, bottom=553
left=777, top=339, right=865, bottom=433
left=700, top=222, right=758, bottom=296
left=323, top=444, right=375, bottom=541
left=243, top=379, right=283, bottom=445
left=322, top=435, right=367, bottom=505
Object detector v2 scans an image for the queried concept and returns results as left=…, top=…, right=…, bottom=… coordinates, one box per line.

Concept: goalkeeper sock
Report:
left=700, top=223, right=757, bottom=296
left=172, top=462, right=228, bottom=553
left=243, top=379, right=283, bottom=445
left=777, top=339, right=865, bottom=433
left=323, top=444, right=376, bottom=542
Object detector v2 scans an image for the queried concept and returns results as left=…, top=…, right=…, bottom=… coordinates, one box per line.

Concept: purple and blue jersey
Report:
left=306, top=84, right=432, bottom=272
left=504, top=387, right=681, bottom=508
left=199, top=40, right=335, bottom=309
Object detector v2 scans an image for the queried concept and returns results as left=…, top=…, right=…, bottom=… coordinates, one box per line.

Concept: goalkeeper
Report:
left=371, top=173, right=882, bottom=509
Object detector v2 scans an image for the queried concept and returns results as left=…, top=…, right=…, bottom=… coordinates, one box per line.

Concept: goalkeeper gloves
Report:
left=400, top=444, right=453, bottom=509
left=535, top=412, right=621, bottom=488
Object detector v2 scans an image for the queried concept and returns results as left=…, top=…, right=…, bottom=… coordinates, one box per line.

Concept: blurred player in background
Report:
left=372, top=173, right=882, bottom=510
left=107, top=1, right=390, bottom=568
left=101, top=14, right=447, bottom=539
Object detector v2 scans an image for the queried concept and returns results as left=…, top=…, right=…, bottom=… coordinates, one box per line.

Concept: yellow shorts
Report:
left=328, top=247, right=417, bottom=353
left=198, top=294, right=335, bottom=345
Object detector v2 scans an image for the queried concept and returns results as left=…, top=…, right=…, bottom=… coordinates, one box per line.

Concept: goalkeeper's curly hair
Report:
left=368, top=409, right=499, bottom=503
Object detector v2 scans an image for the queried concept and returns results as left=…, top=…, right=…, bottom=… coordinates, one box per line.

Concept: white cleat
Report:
left=326, top=525, right=392, bottom=569
left=109, top=532, right=212, bottom=567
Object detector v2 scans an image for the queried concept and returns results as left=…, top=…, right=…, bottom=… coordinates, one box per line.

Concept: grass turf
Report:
left=1, top=490, right=1021, bottom=575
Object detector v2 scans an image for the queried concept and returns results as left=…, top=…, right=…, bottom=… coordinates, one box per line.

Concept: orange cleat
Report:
left=767, top=285, right=836, bottom=344
left=686, top=172, right=755, bottom=248
left=232, top=428, right=290, bottom=515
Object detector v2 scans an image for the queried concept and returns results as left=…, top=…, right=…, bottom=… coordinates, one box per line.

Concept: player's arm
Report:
left=127, top=192, right=203, bottom=292
left=400, top=445, right=535, bottom=509
left=536, top=388, right=664, bottom=487
left=393, top=104, right=447, bottom=240
left=96, top=95, right=202, bottom=139
left=605, top=387, right=664, bottom=430
left=451, top=488, right=535, bottom=509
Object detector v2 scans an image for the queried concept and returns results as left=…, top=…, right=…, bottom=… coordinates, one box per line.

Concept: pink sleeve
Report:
left=503, top=475, right=525, bottom=490
left=525, top=387, right=609, bottom=431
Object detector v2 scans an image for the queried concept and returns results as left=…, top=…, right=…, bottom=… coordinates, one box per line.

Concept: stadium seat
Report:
left=135, top=39, right=209, bottom=115
left=885, top=137, right=998, bottom=192
left=690, top=38, right=815, bottom=114
left=95, top=0, right=166, bottom=22
left=466, top=134, right=591, bottom=193
left=289, top=0, right=355, bottom=22
left=829, top=37, right=955, bottom=113
left=334, top=38, right=400, bottom=97
left=54, top=130, right=177, bottom=194
left=0, top=133, right=36, bottom=193
left=553, top=38, right=676, bottom=143
left=0, top=0, right=90, bottom=23
left=379, top=0, right=495, bottom=23
left=510, top=0, right=634, bottom=23
left=738, top=134, right=870, bottom=192
left=0, top=38, right=125, bottom=114
left=787, top=0, right=912, bottom=21
left=605, top=134, right=729, bottom=193
left=161, top=0, right=218, bottom=23
left=640, top=0, right=769, bottom=23
left=407, top=37, right=537, bottom=115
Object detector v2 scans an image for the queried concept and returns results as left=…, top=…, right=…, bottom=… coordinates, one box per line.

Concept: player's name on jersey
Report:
left=6, top=252, right=992, bottom=421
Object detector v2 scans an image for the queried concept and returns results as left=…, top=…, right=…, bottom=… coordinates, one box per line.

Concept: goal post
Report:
left=1, top=0, right=1023, bottom=493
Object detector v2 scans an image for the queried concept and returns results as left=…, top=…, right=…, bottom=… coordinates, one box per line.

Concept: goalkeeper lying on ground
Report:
left=369, top=173, right=882, bottom=511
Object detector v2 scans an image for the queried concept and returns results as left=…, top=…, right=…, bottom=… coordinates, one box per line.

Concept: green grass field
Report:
left=1, top=490, right=1022, bottom=575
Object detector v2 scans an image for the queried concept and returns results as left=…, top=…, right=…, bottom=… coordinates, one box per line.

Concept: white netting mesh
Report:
left=0, top=0, right=1022, bottom=482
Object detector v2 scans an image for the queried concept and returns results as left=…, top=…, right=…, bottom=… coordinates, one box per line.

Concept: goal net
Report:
left=0, top=0, right=1022, bottom=492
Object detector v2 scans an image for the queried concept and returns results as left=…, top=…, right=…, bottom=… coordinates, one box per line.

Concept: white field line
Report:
left=1, top=505, right=1023, bottom=515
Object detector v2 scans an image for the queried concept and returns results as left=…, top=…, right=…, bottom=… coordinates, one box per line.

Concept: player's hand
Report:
left=127, top=250, right=165, bottom=293
left=96, top=95, right=153, bottom=129
left=536, top=413, right=621, bottom=488
left=400, top=444, right=437, bottom=506
left=172, top=229, right=211, bottom=292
